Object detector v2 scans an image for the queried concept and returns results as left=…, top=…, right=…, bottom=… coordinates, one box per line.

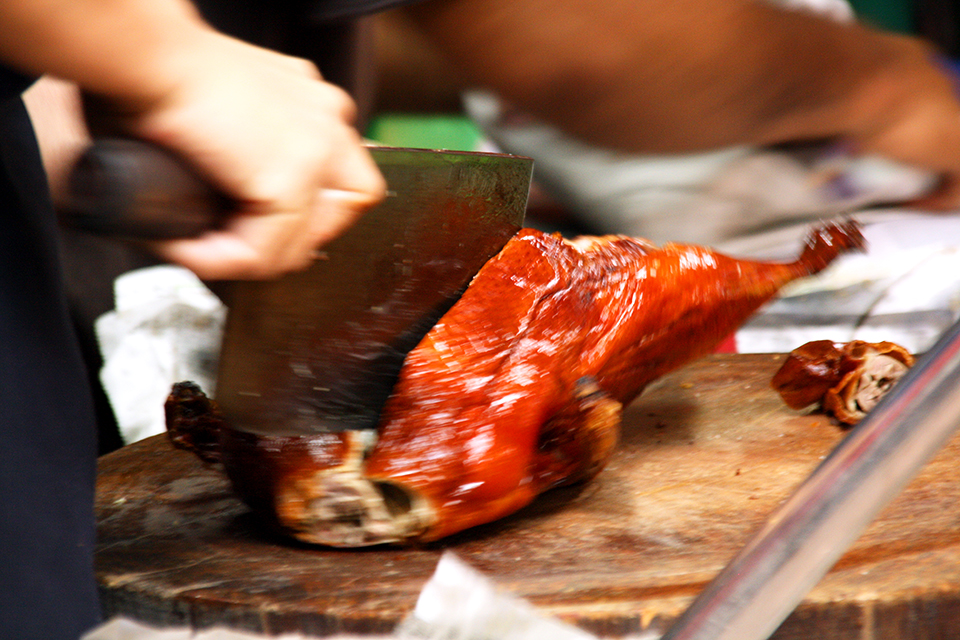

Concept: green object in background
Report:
left=366, top=113, right=486, bottom=151
left=847, top=0, right=914, bottom=33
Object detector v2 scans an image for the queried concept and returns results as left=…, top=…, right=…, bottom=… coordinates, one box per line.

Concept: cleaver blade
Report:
left=65, top=140, right=532, bottom=436
left=217, top=147, right=531, bottom=436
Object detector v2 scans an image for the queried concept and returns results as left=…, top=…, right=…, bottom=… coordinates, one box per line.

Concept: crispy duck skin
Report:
left=772, top=339, right=914, bottom=425
left=167, top=220, right=864, bottom=546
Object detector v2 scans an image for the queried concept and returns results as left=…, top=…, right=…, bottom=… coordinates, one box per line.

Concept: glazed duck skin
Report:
left=167, top=220, right=864, bottom=546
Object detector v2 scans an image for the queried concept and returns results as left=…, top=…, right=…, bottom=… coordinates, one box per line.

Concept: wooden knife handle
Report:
left=63, top=138, right=228, bottom=239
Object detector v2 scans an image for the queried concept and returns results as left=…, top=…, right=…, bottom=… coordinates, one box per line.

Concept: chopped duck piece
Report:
left=167, top=220, right=865, bottom=546
left=772, top=339, right=914, bottom=425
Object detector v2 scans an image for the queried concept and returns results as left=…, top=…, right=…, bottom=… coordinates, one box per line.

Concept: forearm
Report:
left=0, top=0, right=215, bottom=108
left=408, top=0, right=955, bottom=154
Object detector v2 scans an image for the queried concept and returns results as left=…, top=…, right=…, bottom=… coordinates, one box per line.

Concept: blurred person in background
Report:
left=374, top=0, right=960, bottom=242
left=13, top=0, right=960, bottom=638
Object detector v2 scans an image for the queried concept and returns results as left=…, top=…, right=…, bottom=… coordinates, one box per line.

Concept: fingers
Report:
left=311, top=143, right=388, bottom=246
left=846, top=45, right=960, bottom=210
left=105, top=36, right=389, bottom=280
left=152, top=145, right=384, bottom=282
left=310, top=187, right=385, bottom=249
left=150, top=149, right=386, bottom=282
left=151, top=183, right=385, bottom=281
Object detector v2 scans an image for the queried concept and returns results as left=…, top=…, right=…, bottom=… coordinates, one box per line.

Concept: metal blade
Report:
left=215, top=147, right=531, bottom=436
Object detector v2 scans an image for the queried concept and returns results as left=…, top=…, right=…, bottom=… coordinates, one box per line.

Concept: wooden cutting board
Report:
left=94, top=354, right=960, bottom=638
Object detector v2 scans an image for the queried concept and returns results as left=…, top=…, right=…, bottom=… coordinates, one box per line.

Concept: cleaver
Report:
left=65, top=139, right=532, bottom=436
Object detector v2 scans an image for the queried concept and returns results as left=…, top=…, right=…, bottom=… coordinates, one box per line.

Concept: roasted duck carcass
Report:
left=167, top=220, right=864, bottom=546
left=772, top=339, right=914, bottom=425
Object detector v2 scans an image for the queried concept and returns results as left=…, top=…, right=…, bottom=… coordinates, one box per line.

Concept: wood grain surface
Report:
left=94, top=354, right=960, bottom=638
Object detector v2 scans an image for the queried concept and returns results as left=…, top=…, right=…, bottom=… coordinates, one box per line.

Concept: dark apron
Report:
left=0, top=67, right=100, bottom=640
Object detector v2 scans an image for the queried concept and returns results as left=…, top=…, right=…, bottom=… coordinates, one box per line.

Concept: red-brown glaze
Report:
left=167, top=220, right=865, bottom=545
left=362, top=221, right=864, bottom=541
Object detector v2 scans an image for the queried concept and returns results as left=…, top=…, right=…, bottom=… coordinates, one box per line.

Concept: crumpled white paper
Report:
left=396, top=552, right=605, bottom=640
left=81, top=617, right=392, bottom=640
left=95, top=265, right=226, bottom=445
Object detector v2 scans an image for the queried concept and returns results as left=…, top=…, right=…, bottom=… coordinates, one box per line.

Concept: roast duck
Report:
left=167, top=220, right=864, bottom=547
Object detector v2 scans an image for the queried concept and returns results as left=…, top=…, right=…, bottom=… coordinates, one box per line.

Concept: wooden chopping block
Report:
left=94, top=354, right=960, bottom=638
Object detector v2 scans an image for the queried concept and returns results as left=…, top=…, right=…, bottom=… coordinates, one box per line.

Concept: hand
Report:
left=846, top=40, right=960, bottom=209
left=86, top=32, right=385, bottom=280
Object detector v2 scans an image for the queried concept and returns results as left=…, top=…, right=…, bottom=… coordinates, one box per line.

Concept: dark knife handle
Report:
left=63, top=138, right=228, bottom=239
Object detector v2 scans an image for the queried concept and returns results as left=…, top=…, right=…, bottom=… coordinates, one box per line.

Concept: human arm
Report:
left=0, top=0, right=385, bottom=279
left=404, top=0, right=960, bottom=206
